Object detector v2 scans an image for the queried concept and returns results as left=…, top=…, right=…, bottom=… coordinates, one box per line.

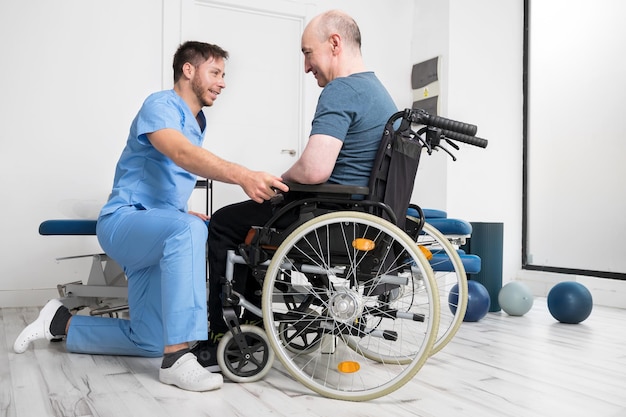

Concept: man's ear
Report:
left=182, top=62, right=195, bottom=79
left=329, top=33, right=341, bottom=54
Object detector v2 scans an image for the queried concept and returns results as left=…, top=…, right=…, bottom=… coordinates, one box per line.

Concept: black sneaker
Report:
left=190, top=340, right=220, bottom=372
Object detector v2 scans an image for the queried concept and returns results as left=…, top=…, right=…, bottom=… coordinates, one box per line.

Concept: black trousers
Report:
left=207, top=199, right=274, bottom=334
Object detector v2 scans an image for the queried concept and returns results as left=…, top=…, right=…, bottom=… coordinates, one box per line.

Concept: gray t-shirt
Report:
left=310, top=71, right=397, bottom=187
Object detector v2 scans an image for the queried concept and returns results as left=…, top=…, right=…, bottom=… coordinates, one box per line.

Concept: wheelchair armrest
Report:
left=264, top=181, right=372, bottom=233
left=284, top=181, right=369, bottom=197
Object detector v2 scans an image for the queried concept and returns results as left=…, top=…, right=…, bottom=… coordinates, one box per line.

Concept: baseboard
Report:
left=515, top=270, right=626, bottom=309
left=0, top=288, right=60, bottom=308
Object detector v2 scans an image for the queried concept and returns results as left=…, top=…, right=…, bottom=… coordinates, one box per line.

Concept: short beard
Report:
left=191, top=77, right=213, bottom=107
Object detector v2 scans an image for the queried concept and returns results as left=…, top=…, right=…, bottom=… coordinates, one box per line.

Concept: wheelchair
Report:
left=213, top=108, right=488, bottom=401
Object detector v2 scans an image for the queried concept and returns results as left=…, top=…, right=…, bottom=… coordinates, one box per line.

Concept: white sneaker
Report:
left=13, top=299, right=64, bottom=353
left=159, top=352, right=223, bottom=391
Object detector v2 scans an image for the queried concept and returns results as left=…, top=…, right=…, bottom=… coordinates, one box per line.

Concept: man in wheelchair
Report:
left=203, top=9, right=398, bottom=366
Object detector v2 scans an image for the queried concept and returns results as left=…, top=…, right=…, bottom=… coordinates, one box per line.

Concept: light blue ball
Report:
left=498, top=281, right=534, bottom=316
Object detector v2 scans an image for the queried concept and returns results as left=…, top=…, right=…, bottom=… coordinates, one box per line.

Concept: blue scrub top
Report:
left=100, top=90, right=206, bottom=216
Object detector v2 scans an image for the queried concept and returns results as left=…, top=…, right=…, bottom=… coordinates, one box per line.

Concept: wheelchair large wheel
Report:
left=217, top=325, right=275, bottom=383
left=278, top=308, right=322, bottom=354
left=414, top=221, right=468, bottom=355
left=261, top=211, right=440, bottom=401
left=341, top=220, right=465, bottom=361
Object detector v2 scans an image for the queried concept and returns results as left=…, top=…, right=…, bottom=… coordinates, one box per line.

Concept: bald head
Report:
left=306, top=10, right=361, bottom=53
left=301, top=10, right=365, bottom=87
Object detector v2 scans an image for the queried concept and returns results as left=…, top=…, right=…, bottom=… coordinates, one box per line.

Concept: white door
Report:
left=177, top=0, right=308, bottom=213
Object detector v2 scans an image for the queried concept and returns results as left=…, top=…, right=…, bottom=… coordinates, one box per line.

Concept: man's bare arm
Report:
left=281, top=134, right=342, bottom=184
left=148, top=129, right=288, bottom=203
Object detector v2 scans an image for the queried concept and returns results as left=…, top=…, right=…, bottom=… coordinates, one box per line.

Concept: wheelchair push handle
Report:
left=440, top=129, right=488, bottom=149
left=409, top=108, right=478, bottom=137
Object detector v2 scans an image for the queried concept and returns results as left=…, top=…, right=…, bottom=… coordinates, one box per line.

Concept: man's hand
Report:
left=188, top=210, right=210, bottom=221
left=240, top=171, right=289, bottom=203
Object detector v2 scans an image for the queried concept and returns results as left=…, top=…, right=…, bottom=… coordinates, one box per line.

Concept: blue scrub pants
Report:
left=65, top=206, right=208, bottom=357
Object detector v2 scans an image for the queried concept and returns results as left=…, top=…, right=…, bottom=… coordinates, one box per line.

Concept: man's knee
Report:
left=188, top=215, right=209, bottom=240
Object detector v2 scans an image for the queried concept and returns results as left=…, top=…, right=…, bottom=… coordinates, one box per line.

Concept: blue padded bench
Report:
left=407, top=207, right=473, bottom=237
left=39, top=219, right=128, bottom=312
left=407, top=208, right=481, bottom=275
left=426, top=217, right=473, bottom=236
left=430, top=250, right=481, bottom=274
left=39, top=219, right=97, bottom=236
left=421, top=208, right=448, bottom=219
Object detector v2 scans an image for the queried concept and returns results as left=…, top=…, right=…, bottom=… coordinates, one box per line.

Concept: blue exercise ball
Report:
left=547, top=281, right=593, bottom=324
left=498, top=281, right=534, bottom=316
left=449, top=280, right=491, bottom=322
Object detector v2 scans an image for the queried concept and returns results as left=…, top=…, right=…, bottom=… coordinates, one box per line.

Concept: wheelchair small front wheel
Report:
left=217, top=325, right=274, bottom=383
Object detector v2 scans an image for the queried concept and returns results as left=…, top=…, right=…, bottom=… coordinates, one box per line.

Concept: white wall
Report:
left=2, top=0, right=623, bottom=308
left=0, top=0, right=164, bottom=307
left=410, top=0, right=524, bottom=287
left=408, top=0, right=450, bottom=210
left=447, top=0, right=524, bottom=293
left=0, top=0, right=414, bottom=307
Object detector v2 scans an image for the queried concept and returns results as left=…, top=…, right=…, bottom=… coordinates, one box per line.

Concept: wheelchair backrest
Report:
left=367, top=110, right=423, bottom=230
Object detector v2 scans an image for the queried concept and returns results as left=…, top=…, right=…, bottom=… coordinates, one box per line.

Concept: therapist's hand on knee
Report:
left=189, top=211, right=210, bottom=221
